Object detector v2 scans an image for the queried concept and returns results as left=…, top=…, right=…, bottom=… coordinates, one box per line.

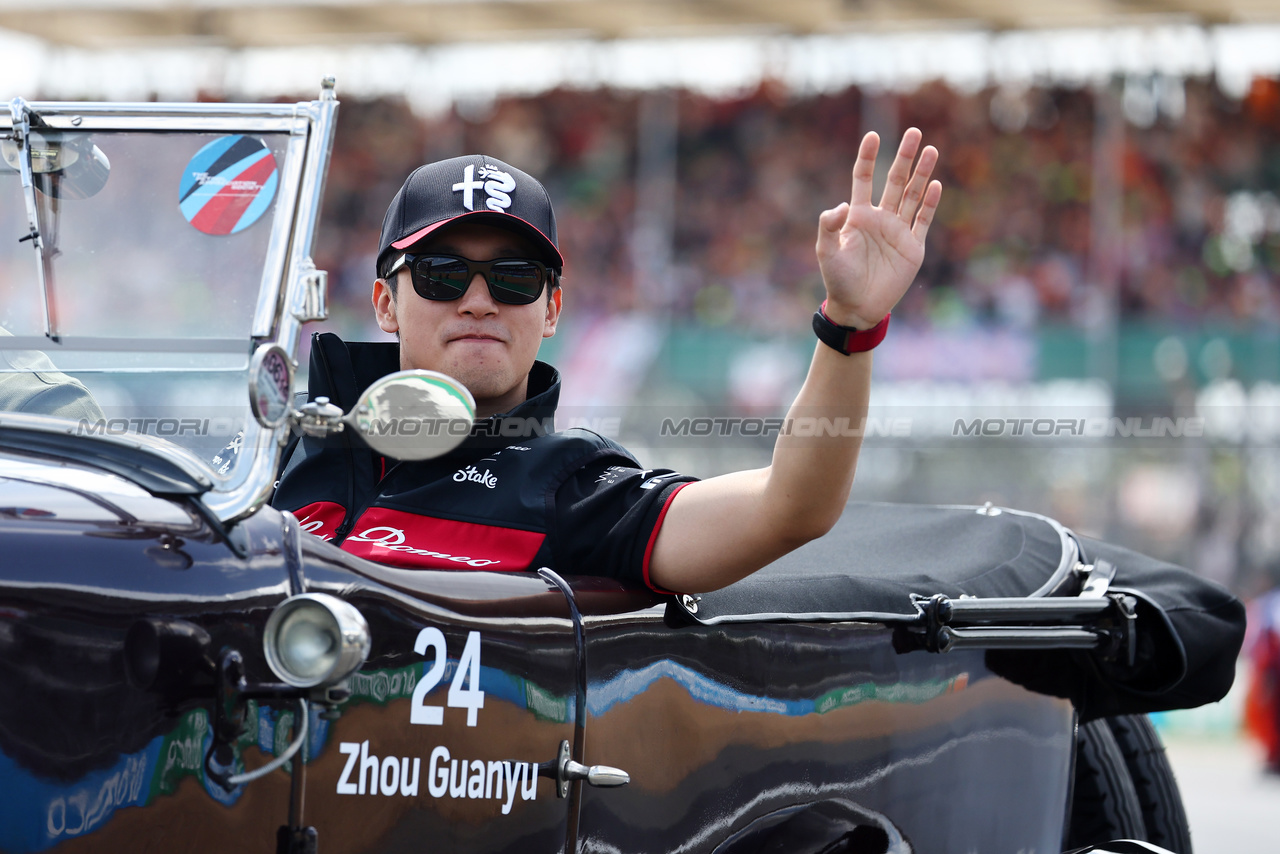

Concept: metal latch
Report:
left=293, top=258, right=328, bottom=322
left=1079, top=559, right=1117, bottom=598
left=546, top=740, right=630, bottom=798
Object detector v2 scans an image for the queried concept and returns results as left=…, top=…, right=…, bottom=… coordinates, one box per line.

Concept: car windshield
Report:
left=0, top=129, right=288, bottom=469
left=0, top=98, right=334, bottom=516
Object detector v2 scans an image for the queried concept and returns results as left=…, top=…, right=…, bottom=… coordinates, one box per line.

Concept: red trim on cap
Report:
left=391, top=218, right=452, bottom=250
left=391, top=210, right=564, bottom=269
left=641, top=481, right=691, bottom=594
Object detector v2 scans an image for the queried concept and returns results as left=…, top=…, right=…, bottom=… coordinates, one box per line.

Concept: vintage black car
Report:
left=0, top=88, right=1244, bottom=854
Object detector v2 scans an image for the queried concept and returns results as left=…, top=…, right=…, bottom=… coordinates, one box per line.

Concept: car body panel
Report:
left=295, top=544, right=579, bottom=853
left=0, top=459, right=293, bottom=852
left=574, top=589, right=1074, bottom=854
left=0, top=460, right=1077, bottom=853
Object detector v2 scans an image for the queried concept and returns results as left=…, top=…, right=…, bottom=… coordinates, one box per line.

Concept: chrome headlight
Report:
left=263, top=593, right=370, bottom=689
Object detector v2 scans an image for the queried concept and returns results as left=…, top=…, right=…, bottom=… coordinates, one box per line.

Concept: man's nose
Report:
left=456, top=272, right=497, bottom=315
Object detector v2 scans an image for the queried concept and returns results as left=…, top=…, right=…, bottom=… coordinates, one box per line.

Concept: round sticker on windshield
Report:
left=179, top=135, right=279, bottom=236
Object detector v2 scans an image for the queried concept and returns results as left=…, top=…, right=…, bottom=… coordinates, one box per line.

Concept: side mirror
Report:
left=248, top=342, right=476, bottom=461
left=285, top=370, right=476, bottom=461
left=348, top=370, right=476, bottom=460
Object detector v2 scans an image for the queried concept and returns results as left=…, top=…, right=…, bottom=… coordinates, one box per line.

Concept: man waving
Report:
left=273, top=129, right=941, bottom=594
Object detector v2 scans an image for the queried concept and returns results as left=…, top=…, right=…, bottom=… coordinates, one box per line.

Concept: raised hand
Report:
left=815, top=128, right=942, bottom=330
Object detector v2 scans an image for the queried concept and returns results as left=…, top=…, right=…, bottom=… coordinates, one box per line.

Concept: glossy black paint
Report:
left=0, top=446, right=1075, bottom=854
left=572, top=586, right=1073, bottom=854
left=0, top=454, right=297, bottom=850
left=290, top=538, right=579, bottom=853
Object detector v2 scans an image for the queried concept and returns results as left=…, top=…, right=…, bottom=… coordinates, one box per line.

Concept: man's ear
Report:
left=373, top=277, right=399, bottom=334
left=543, top=288, right=562, bottom=339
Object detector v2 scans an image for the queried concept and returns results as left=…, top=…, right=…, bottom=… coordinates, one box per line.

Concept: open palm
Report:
left=816, top=128, right=942, bottom=330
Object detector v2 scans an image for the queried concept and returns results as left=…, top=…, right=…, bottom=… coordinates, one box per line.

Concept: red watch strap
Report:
left=815, top=301, right=891, bottom=354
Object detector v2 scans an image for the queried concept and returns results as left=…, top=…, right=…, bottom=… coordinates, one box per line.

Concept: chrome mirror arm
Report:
left=291, top=396, right=346, bottom=438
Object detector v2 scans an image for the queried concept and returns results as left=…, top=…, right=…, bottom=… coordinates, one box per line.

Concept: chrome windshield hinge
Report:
left=292, top=258, right=328, bottom=322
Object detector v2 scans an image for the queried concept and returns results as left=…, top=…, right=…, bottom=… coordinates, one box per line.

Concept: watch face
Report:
left=249, top=345, right=293, bottom=428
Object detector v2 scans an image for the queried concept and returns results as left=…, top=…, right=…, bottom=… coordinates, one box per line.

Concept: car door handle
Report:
left=546, top=740, right=630, bottom=797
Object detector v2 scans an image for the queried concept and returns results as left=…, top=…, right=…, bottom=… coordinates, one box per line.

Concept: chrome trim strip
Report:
left=0, top=336, right=249, bottom=353
left=277, top=86, right=339, bottom=339
left=0, top=471, right=140, bottom=524
left=687, top=608, right=917, bottom=627
left=20, top=117, right=301, bottom=133
left=291, top=88, right=339, bottom=291
left=27, top=102, right=307, bottom=118
left=250, top=117, right=309, bottom=338
left=21, top=102, right=310, bottom=133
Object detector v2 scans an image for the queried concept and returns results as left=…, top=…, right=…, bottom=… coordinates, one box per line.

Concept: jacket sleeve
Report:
left=552, top=459, right=698, bottom=589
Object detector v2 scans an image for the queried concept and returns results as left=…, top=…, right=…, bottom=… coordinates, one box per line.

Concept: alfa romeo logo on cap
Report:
left=452, top=163, right=516, bottom=212
left=179, top=135, right=279, bottom=236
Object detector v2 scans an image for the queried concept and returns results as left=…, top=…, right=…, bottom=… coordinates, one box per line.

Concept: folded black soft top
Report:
left=682, top=502, right=1077, bottom=625
left=678, top=501, right=1246, bottom=721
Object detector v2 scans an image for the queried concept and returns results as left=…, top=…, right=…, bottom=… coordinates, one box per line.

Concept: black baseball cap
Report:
left=377, top=154, right=563, bottom=279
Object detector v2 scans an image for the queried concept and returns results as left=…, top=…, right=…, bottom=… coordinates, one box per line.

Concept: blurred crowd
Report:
left=314, top=76, right=1280, bottom=335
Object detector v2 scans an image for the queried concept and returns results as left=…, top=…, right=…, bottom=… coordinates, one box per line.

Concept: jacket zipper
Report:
left=333, top=455, right=399, bottom=545
left=315, top=337, right=361, bottom=546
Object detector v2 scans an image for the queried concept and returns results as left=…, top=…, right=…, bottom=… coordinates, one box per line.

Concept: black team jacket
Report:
left=272, top=332, right=694, bottom=589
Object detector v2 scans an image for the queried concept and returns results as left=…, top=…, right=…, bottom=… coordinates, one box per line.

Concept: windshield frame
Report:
left=0, top=85, right=339, bottom=524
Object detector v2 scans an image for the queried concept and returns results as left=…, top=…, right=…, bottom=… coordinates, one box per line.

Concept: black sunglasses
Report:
left=386, top=253, right=554, bottom=306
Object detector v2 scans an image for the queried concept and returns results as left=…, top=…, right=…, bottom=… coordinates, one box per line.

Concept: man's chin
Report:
left=448, top=362, right=504, bottom=388
left=453, top=371, right=526, bottom=413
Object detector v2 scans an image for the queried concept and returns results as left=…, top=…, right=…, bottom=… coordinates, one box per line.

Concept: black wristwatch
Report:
left=812, top=302, right=891, bottom=355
